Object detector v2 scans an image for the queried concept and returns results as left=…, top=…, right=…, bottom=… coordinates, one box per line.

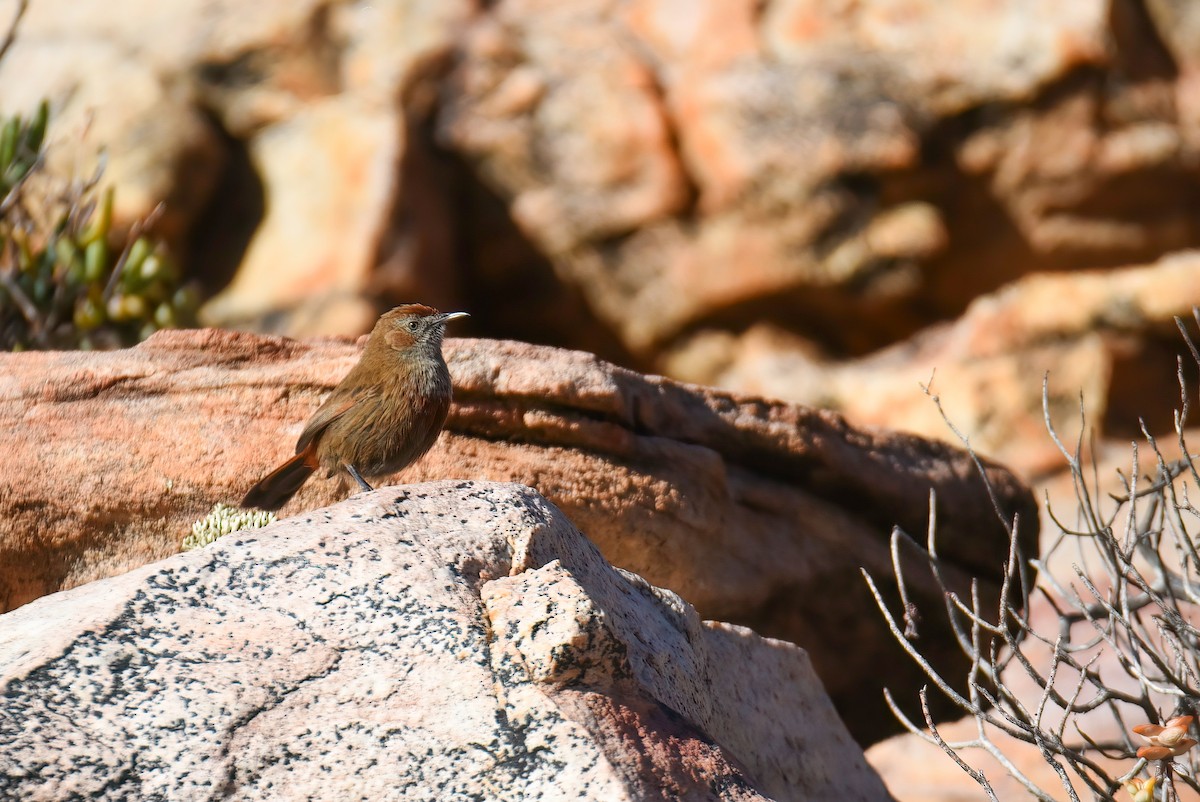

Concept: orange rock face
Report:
left=666, top=253, right=1200, bottom=475
left=439, top=0, right=1119, bottom=352
left=0, top=329, right=1035, bottom=743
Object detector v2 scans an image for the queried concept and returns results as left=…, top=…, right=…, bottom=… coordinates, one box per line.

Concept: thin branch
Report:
left=918, top=687, right=1004, bottom=802
left=0, top=0, right=28, bottom=67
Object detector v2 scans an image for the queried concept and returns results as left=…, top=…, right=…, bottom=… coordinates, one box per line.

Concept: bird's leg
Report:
left=345, top=464, right=374, bottom=492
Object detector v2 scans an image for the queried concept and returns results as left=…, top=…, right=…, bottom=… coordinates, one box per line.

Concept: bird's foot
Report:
left=345, top=464, right=374, bottom=493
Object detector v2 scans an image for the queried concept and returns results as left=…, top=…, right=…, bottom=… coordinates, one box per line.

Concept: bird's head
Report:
left=373, top=304, right=469, bottom=354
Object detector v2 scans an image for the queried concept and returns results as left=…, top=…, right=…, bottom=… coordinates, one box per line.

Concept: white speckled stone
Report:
left=0, top=481, right=891, bottom=801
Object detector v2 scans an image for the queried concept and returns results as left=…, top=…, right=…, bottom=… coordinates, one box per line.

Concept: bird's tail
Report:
left=242, top=445, right=318, bottom=511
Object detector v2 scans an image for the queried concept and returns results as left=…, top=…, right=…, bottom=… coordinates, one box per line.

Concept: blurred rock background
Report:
left=5, top=0, right=1200, bottom=797
left=5, top=0, right=1200, bottom=477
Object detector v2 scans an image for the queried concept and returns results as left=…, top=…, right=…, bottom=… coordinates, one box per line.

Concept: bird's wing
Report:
left=294, top=386, right=377, bottom=454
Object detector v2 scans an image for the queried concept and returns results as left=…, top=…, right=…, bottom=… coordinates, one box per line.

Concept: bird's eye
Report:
left=406, top=320, right=418, bottom=332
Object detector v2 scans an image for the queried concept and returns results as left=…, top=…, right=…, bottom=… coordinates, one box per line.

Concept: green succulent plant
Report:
left=183, top=503, right=276, bottom=551
left=0, top=101, right=200, bottom=350
left=0, top=97, right=46, bottom=197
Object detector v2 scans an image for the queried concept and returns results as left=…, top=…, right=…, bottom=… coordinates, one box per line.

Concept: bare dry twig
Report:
left=867, top=314, right=1200, bottom=800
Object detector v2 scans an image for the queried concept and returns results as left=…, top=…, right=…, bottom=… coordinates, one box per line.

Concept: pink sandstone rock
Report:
left=0, top=331, right=1036, bottom=743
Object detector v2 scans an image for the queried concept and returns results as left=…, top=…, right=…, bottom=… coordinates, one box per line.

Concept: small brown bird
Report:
left=242, top=304, right=468, bottom=511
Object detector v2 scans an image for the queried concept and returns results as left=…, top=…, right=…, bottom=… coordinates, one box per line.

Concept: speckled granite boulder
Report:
left=0, top=481, right=892, bottom=801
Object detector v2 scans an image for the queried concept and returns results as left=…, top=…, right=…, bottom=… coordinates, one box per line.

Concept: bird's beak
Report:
left=440, top=311, right=470, bottom=323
